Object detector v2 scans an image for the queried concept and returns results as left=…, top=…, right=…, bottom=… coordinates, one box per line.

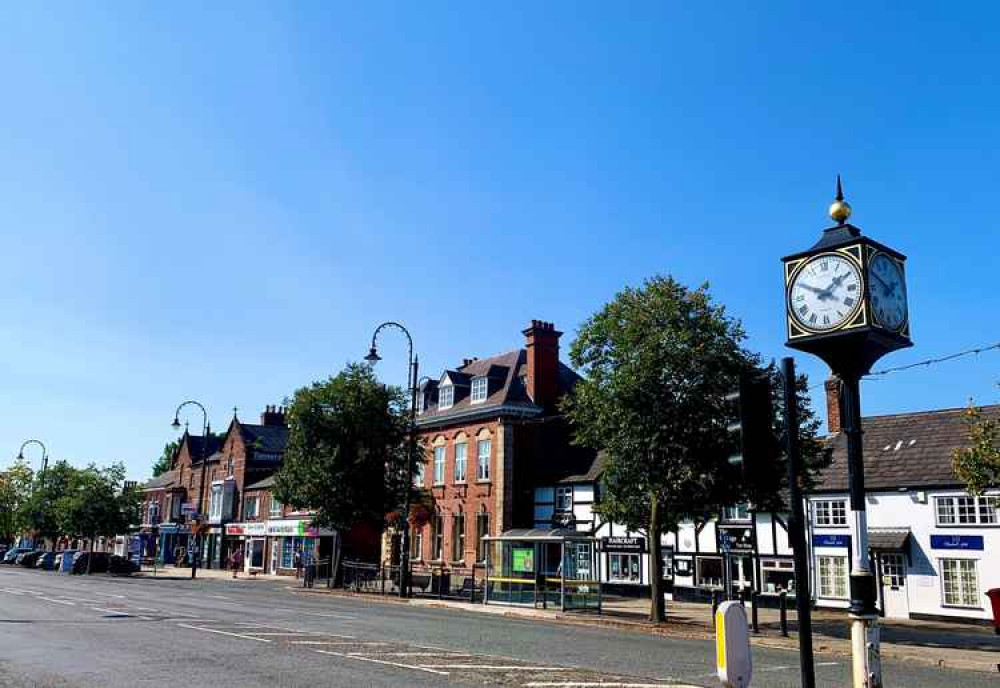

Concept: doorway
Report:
left=879, top=553, right=909, bottom=619
left=247, top=538, right=265, bottom=572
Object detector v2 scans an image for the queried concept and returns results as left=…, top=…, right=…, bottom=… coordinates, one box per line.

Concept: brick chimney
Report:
left=260, top=405, right=287, bottom=427
left=824, top=377, right=842, bottom=434
left=522, top=320, right=563, bottom=411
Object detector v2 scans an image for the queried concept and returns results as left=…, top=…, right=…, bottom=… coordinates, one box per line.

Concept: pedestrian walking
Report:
left=231, top=548, right=244, bottom=579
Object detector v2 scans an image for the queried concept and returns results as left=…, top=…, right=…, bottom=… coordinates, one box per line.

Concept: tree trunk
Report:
left=329, top=531, right=342, bottom=589
left=86, top=537, right=93, bottom=575
left=648, top=493, right=665, bottom=623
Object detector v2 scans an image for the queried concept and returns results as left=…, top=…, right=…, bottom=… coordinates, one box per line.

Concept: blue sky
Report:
left=2, top=3, right=998, bottom=479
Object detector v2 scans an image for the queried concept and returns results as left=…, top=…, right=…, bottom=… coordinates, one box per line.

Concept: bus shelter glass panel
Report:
left=486, top=541, right=537, bottom=605
left=562, top=540, right=601, bottom=611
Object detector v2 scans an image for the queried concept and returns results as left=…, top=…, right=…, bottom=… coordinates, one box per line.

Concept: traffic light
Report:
left=725, top=371, right=775, bottom=476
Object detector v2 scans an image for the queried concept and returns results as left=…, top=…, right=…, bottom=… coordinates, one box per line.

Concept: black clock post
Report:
left=782, top=178, right=911, bottom=688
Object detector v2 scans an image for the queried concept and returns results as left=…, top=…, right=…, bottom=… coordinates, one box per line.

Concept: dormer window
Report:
left=439, top=385, right=454, bottom=409
left=471, top=377, right=488, bottom=403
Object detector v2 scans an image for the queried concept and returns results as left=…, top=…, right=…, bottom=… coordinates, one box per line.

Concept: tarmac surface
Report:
left=1, top=566, right=997, bottom=687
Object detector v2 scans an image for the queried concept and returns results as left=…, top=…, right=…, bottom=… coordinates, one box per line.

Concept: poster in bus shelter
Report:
left=512, top=547, right=534, bottom=573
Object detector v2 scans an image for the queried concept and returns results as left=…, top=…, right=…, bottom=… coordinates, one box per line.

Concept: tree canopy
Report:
left=561, top=275, right=824, bottom=621
left=274, top=363, right=413, bottom=535
left=953, top=399, right=1000, bottom=495
left=0, top=457, right=34, bottom=545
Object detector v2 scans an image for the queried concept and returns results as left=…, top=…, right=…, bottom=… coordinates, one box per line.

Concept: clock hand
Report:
left=870, top=272, right=890, bottom=291
left=799, top=283, right=827, bottom=295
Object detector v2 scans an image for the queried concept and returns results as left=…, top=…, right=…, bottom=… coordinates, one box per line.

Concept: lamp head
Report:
left=365, top=346, right=382, bottom=363
left=16, top=452, right=23, bottom=461
left=171, top=417, right=182, bottom=430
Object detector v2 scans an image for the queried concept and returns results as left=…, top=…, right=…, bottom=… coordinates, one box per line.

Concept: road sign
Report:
left=716, top=601, right=752, bottom=688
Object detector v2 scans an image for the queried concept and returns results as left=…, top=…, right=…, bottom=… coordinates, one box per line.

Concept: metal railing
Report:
left=340, top=561, right=486, bottom=602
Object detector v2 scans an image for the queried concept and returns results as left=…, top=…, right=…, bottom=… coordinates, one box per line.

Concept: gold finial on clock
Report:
left=828, top=174, right=852, bottom=224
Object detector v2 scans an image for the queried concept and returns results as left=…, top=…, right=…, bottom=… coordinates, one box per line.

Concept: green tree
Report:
left=58, top=463, right=138, bottom=570
left=953, top=400, right=1000, bottom=495
left=152, top=439, right=181, bottom=477
left=274, top=363, right=413, bottom=578
left=563, top=276, right=763, bottom=622
left=20, top=460, right=77, bottom=546
left=0, top=458, right=34, bottom=546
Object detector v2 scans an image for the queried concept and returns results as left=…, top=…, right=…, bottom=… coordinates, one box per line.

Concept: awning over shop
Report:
left=868, top=529, right=911, bottom=551
left=484, top=528, right=592, bottom=542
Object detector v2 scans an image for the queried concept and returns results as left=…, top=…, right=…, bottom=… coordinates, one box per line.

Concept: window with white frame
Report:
left=555, top=487, right=573, bottom=513
left=477, top=439, right=491, bottom=481
left=438, top=385, right=454, bottom=409
left=476, top=511, right=490, bottom=562
left=471, top=377, right=488, bottom=403
left=722, top=503, right=750, bottom=521
left=814, top=499, right=848, bottom=526
left=454, top=443, right=467, bottom=483
left=243, top=496, right=258, bottom=520
left=147, top=501, right=160, bottom=525
left=209, top=484, right=223, bottom=521
left=414, top=460, right=425, bottom=487
left=410, top=526, right=423, bottom=560
left=433, top=446, right=446, bottom=485
left=818, top=555, right=848, bottom=598
left=451, top=512, right=465, bottom=561
left=761, top=559, right=795, bottom=594
left=696, top=557, right=724, bottom=588
left=941, top=558, right=980, bottom=607
left=431, top=513, right=444, bottom=560
left=935, top=495, right=999, bottom=526
left=608, top=553, right=641, bottom=582
left=269, top=496, right=283, bottom=518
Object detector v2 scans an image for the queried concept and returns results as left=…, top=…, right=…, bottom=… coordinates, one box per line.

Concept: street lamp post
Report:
left=17, top=439, right=48, bottom=549
left=365, top=321, right=418, bottom=599
left=171, top=401, right=210, bottom=581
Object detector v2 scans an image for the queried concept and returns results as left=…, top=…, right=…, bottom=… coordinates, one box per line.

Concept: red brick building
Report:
left=405, top=320, right=591, bottom=584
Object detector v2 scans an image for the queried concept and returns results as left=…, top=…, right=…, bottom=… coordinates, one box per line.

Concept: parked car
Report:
left=2, top=548, right=32, bottom=565
left=17, top=551, right=44, bottom=567
left=108, top=555, right=139, bottom=576
left=72, top=551, right=110, bottom=574
left=33, top=552, right=57, bottom=570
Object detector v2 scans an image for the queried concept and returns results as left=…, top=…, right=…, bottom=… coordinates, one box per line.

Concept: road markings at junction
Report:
left=313, top=649, right=451, bottom=676
left=176, top=623, right=273, bottom=642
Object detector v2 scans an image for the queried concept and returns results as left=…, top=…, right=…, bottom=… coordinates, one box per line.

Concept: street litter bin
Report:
left=985, top=588, right=1000, bottom=635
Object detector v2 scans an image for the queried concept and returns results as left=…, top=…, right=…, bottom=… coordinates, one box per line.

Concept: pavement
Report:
left=1, top=565, right=996, bottom=687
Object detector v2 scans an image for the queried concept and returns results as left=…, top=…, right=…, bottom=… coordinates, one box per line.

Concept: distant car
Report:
left=18, top=551, right=44, bottom=567
left=34, top=552, right=57, bottom=570
left=2, top=548, right=32, bottom=565
left=54, top=550, right=77, bottom=571
left=72, top=551, right=110, bottom=574
left=108, top=555, right=139, bottom=576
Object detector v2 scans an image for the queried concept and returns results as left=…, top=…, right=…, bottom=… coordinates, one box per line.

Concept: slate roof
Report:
left=245, top=475, right=276, bottom=491
left=187, top=434, right=223, bottom=462
left=812, top=404, right=1000, bottom=493
left=417, top=349, right=581, bottom=424
left=143, top=470, right=179, bottom=491
left=555, top=451, right=608, bottom=484
left=239, top=423, right=290, bottom=456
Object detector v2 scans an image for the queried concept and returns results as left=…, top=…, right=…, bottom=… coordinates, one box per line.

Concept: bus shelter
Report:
left=483, top=528, right=601, bottom=612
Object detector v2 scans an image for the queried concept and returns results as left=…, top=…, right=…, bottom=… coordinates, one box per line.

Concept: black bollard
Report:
left=711, top=590, right=721, bottom=627
left=751, top=591, right=760, bottom=634
left=779, top=590, right=789, bottom=637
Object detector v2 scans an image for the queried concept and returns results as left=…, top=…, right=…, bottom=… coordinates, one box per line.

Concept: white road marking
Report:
left=38, top=597, right=75, bottom=606
left=91, top=608, right=132, bottom=616
left=134, top=606, right=159, bottom=612
left=420, top=665, right=573, bottom=671
left=242, top=632, right=324, bottom=636
left=208, top=595, right=232, bottom=600
left=176, top=623, right=273, bottom=643
left=291, top=641, right=386, bottom=646
left=314, top=649, right=450, bottom=676
left=0, top=589, right=26, bottom=595
left=351, top=652, right=475, bottom=658
left=93, top=592, right=126, bottom=599
left=295, top=610, right=357, bottom=620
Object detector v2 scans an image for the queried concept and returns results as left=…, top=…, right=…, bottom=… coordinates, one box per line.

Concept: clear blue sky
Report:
left=2, top=3, right=998, bottom=480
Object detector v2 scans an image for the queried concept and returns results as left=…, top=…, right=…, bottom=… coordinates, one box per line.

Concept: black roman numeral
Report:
left=843, top=297, right=855, bottom=307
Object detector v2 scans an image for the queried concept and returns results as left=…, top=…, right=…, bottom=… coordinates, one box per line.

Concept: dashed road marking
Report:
left=524, top=684, right=698, bottom=688
left=314, top=649, right=451, bottom=676
left=420, top=664, right=573, bottom=671
left=38, top=597, right=75, bottom=606
left=292, top=641, right=386, bottom=646
left=176, top=623, right=273, bottom=642
left=351, top=652, right=475, bottom=658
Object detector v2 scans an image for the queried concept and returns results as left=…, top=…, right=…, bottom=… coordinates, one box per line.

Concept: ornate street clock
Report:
left=782, top=177, right=912, bottom=378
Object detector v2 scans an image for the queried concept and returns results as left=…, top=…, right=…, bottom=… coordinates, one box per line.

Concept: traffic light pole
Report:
left=781, top=357, right=815, bottom=688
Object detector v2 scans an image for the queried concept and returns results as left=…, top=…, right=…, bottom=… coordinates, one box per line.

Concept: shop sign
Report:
left=266, top=520, right=336, bottom=537
left=930, top=534, right=984, bottom=551
left=602, top=536, right=646, bottom=553
left=717, top=526, right=754, bottom=553
left=226, top=523, right=266, bottom=537
left=157, top=524, right=190, bottom=534
left=812, top=533, right=851, bottom=548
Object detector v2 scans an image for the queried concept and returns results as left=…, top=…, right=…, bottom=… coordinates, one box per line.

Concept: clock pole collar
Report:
left=828, top=174, right=853, bottom=225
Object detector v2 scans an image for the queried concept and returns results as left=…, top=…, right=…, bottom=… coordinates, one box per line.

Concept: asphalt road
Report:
left=0, top=567, right=993, bottom=688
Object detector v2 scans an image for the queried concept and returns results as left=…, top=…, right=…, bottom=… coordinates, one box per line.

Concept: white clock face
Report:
left=868, top=253, right=907, bottom=330
left=789, top=254, right=863, bottom=332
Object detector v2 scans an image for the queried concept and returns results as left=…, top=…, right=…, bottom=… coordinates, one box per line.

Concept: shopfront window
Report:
left=608, top=553, right=641, bottom=582
left=761, top=559, right=795, bottom=594
left=696, top=556, right=724, bottom=588
left=941, top=558, right=979, bottom=607
left=818, top=555, right=848, bottom=599
left=279, top=537, right=309, bottom=570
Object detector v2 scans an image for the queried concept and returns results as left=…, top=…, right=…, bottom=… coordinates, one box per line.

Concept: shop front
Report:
left=225, top=523, right=268, bottom=574
left=601, top=536, right=646, bottom=595
left=156, top=524, right=192, bottom=566
left=266, top=519, right=335, bottom=576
